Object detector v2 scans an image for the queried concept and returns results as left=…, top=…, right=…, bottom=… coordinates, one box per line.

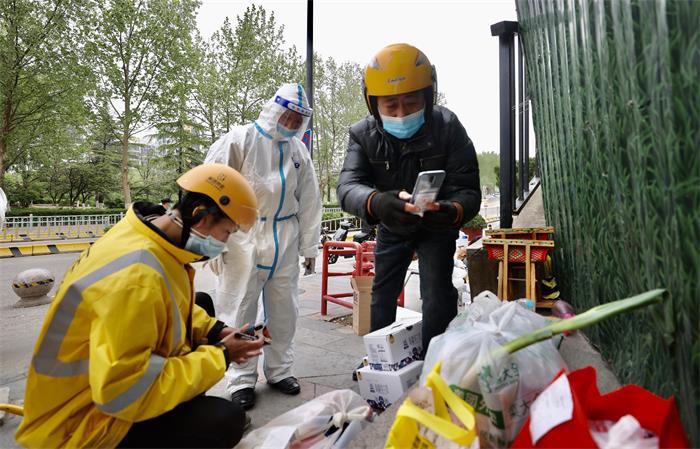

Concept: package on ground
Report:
left=395, top=306, right=422, bottom=320
left=351, top=276, right=373, bottom=336
left=357, top=361, right=424, bottom=411
left=421, top=290, right=567, bottom=448
left=237, top=389, right=373, bottom=449
left=363, top=315, right=422, bottom=366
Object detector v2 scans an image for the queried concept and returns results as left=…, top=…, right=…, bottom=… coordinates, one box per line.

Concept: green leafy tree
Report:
left=190, top=33, right=222, bottom=143
left=85, top=0, right=199, bottom=207
left=205, top=5, right=302, bottom=136
left=0, top=0, right=91, bottom=190
left=312, top=56, right=366, bottom=203
left=83, top=102, right=122, bottom=205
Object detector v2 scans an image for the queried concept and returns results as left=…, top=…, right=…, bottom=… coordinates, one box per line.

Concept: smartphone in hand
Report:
left=410, top=170, right=446, bottom=216
left=239, top=322, right=271, bottom=345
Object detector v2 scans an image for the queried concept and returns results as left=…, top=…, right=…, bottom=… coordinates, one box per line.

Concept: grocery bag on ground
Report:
left=237, top=390, right=372, bottom=449
left=386, top=362, right=478, bottom=449
left=421, top=292, right=567, bottom=447
left=511, top=366, right=689, bottom=448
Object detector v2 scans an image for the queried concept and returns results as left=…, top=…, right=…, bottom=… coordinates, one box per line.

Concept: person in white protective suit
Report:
left=204, top=83, right=322, bottom=410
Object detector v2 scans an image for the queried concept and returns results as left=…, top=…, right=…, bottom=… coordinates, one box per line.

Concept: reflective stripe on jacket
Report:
left=16, top=206, right=226, bottom=448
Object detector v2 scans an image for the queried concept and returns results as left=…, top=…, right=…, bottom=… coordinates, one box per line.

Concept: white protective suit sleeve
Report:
left=203, top=125, right=248, bottom=171
left=296, top=149, right=322, bottom=258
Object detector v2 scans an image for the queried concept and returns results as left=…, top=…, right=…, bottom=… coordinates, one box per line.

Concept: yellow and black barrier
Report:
left=0, top=241, right=94, bottom=258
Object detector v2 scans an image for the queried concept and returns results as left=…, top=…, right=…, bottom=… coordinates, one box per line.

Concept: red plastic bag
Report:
left=512, top=366, right=689, bottom=448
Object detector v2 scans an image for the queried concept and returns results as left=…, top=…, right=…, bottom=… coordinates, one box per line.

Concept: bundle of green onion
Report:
left=501, top=289, right=667, bottom=355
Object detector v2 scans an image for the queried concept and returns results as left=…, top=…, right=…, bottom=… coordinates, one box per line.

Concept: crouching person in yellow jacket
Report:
left=16, top=164, right=264, bottom=448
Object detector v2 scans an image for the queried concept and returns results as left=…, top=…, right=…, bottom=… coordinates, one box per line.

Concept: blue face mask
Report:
left=185, top=230, right=226, bottom=259
left=276, top=122, right=299, bottom=138
left=380, top=108, right=425, bottom=139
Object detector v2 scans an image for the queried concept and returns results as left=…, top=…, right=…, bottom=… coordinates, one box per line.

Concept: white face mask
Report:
left=184, top=229, right=226, bottom=258
left=380, top=108, right=425, bottom=139
left=166, top=210, right=227, bottom=258
left=276, top=122, right=299, bottom=138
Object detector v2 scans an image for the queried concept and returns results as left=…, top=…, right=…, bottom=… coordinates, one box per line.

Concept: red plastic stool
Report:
left=321, top=240, right=404, bottom=315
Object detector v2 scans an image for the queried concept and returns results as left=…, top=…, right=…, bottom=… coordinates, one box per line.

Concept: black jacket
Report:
left=336, top=105, right=481, bottom=235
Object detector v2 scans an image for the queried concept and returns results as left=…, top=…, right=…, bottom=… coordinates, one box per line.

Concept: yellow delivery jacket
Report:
left=16, top=206, right=227, bottom=448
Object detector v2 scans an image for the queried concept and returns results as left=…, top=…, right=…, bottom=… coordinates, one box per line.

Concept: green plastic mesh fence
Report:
left=516, top=0, right=699, bottom=442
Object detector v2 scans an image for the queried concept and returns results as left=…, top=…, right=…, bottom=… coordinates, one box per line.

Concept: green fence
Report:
left=516, top=0, right=699, bottom=442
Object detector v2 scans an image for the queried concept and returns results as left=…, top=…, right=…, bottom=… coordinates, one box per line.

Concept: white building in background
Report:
left=129, top=135, right=163, bottom=166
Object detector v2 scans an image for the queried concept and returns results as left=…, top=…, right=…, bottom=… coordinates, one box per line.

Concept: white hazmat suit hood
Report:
left=204, top=83, right=321, bottom=393
left=255, top=83, right=312, bottom=141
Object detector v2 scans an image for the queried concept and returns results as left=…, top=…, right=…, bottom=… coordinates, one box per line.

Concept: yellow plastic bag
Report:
left=385, top=362, right=478, bottom=449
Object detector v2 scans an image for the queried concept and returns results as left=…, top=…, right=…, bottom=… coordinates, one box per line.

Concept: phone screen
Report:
left=411, top=170, right=445, bottom=216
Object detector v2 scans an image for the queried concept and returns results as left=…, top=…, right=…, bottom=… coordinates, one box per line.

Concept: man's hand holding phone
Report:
left=368, top=190, right=421, bottom=228
left=219, top=323, right=268, bottom=364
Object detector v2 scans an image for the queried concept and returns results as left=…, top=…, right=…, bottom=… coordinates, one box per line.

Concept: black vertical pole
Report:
left=523, top=38, right=530, bottom=184
left=518, top=36, right=527, bottom=200
left=491, top=21, right=518, bottom=228
left=305, top=0, right=314, bottom=160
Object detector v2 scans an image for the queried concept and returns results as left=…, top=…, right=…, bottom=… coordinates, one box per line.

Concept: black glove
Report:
left=369, top=190, right=420, bottom=228
left=422, top=201, right=461, bottom=231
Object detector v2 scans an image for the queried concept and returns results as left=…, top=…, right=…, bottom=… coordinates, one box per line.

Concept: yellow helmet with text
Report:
left=176, top=164, right=257, bottom=232
left=362, top=43, right=437, bottom=118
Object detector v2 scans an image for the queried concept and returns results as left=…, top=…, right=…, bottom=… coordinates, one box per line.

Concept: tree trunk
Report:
left=121, top=128, right=131, bottom=208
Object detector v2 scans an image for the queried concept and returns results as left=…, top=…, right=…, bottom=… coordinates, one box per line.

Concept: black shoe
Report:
left=268, top=376, right=301, bottom=395
left=352, top=361, right=364, bottom=382
left=231, top=388, right=256, bottom=410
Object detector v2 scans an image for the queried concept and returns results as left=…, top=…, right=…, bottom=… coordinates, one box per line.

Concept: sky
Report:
left=196, top=0, right=522, bottom=154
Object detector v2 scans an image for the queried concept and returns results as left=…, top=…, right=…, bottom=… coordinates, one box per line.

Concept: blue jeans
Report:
left=371, top=224, right=459, bottom=355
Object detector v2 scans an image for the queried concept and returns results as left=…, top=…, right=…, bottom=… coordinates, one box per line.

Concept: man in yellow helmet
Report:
left=16, top=164, right=265, bottom=448
left=337, top=44, right=481, bottom=359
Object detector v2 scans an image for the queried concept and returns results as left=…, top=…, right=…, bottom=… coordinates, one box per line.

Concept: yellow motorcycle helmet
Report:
left=176, top=163, right=257, bottom=232
left=362, top=43, right=437, bottom=119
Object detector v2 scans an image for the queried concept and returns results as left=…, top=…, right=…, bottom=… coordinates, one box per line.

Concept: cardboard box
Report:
left=357, top=361, right=424, bottom=410
left=362, top=355, right=416, bottom=372
left=395, top=306, right=422, bottom=320
left=351, top=276, right=373, bottom=336
left=363, top=316, right=422, bottom=365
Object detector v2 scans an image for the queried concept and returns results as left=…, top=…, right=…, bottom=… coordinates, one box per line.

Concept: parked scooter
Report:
left=320, top=226, right=330, bottom=246
left=352, top=222, right=376, bottom=244
left=326, top=219, right=352, bottom=264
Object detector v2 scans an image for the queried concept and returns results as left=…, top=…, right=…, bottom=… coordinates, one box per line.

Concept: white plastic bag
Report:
left=237, top=389, right=372, bottom=449
left=452, top=261, right=467, bottom=291
left=448, top=290, right=502, bottom=330
left=589, top=415, right=660, bottom=449
left=421, top=292, right=567, bottom=448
